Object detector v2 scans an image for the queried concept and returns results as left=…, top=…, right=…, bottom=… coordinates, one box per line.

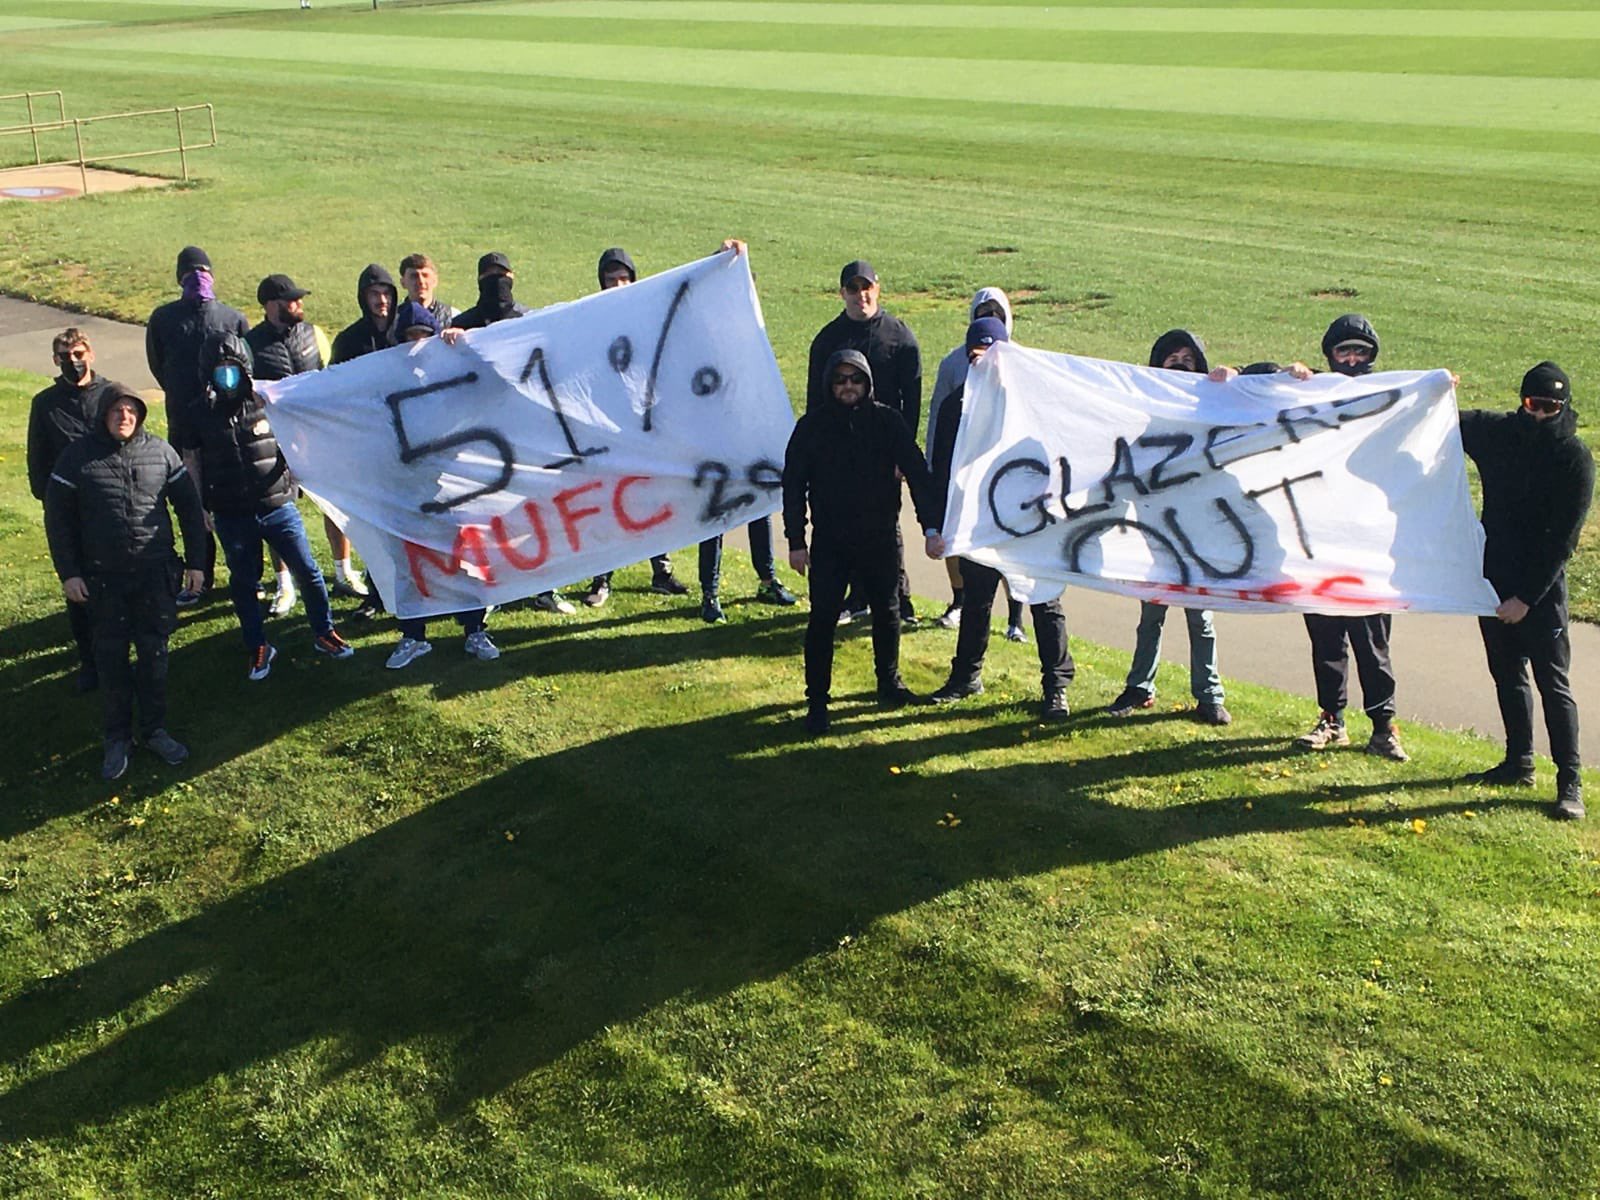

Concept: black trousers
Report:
left=87, top=566, right=179, bottom=742
left=1303, top=612, right=1395, bottom=721
left=948, top=559, right=1073, bottom=696
left=804, top=533, right=902, bottom=707
left=1479, top=579, right=1580, bottom=788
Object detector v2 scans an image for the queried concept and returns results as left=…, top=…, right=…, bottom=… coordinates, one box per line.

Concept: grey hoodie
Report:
left=927, top=287, right=1014, bottom=464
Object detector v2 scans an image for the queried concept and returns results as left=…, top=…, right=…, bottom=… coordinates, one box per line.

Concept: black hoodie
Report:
left=44, top=384, right=206, bottom=579
left=330, top=264, right=400, bottom=364
left=187, top=332, right=297, bottom=515
left=1149, top=329, right=1209, bottom=374
left=452, top=272, right=530, bottom=330
left=597, top=247, right=636, bottom=289
left=1460, top=392, right=1594, bottom=608
left=783, top=349, right=938, bottom=550
left=805, top=308, right=923, bottom=436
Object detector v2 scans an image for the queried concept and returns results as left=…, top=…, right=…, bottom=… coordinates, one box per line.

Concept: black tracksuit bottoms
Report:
left=948, top=559, right=1073, bottom=697
left=87, top=565, right=179, bottom=742
left=1478, top=578, right=1581, bottom=788
left=1303, top=612, right=1395, bottom=723
left=804, top=532, right=902, bottom=707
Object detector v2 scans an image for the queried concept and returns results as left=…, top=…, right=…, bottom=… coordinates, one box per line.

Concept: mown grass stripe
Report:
left=78, top=29, right=1600, bottom=133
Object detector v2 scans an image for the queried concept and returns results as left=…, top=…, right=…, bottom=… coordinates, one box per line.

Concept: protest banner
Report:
left=943, top=345, right=1500, bottom=616
left=261, top=251, right=793, bottom=618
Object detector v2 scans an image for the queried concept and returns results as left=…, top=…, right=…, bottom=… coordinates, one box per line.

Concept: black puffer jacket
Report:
left=783, top=349, right=938, bottom=549
left=246, top=318, right=323, bottom=381
left=1460, top=398, right=1595, bottom=607
left=28, top=374, right=119, bottom=500
left=805, top=308, right=923, bottom=436
left=44, top=385, right=206, bottom=578
left=330, top=264, right=399, bottom=364
left=145, top=294, right=251, bottom=443
left=186, top=332, right=297, bottom=516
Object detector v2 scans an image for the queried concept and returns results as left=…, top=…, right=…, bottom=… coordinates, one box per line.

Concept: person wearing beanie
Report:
left=1293, top=313, right=1408, bottom=762
left=1457, top=361, right=1594, bottom=820
left=44, top=384, right=208, bottom=780
left=393, top=298, right=441, bottom=341
left=805, top=259, right=924, bottom=626
left=923, top=319, right=1073, bottom=719
left=1107, top=330, right=1231, bottom=725
left=145, top=245, right=250, bottom=602
left=28, top=328, right=127, bottom=691
left=926, top=288, right=1027, bottom=634
left=451, top=251, right=530, bottom=331
left=580, top=248, right=691, bottom=609
left=181, top=331, right=354, bottom=681
left=783, top=347, right=941, bottom=735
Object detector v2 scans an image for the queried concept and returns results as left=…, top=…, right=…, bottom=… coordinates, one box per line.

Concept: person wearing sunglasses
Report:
left=1457, top=361, right=1593, bottom=820
left=783, top=349, right=941, bottom=735
left=1293, top=313, right=1409, bottom=762
left=805, top=259, right=924, bottom=627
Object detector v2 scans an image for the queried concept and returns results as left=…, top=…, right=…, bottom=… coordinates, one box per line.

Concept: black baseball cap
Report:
left=477, top=251, right=512, bottom=277
left=839, top=259, right=877, bottom=288
left=257, top=273, right=309, bottom=305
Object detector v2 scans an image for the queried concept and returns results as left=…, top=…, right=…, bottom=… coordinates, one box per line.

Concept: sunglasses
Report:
left=833, top=372, right=868, bottom=386
left=1524, top=395, right=1565, bottom=415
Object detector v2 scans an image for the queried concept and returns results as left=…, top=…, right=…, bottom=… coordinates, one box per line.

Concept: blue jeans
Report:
left=213, top=504, right=333, bottom=650
left=1125, top=601, right=1222, bottom=704
left=699, top=516, right=775, bottom=597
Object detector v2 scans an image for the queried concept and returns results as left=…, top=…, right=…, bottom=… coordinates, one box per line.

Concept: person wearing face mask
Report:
left=925, top=287, right=1029, bottom=638
left=784, top=349, right=941, bottom=735
left=925, top=319, right=1074, bottom=720
left=1457, top=362, right=1594, bottom=820
left=182, top=332, right=354, bottom=681
left=45, top=385, right=208, bottom=780
left=246, top=274, right=364, bottom=613
left=145, top=245, right=250, bottom=603
left=1106, top=329, right=1231, bottom=726
left=331, top=263, right=401, bottom=365
left=451, top=252, right=530, bottom=331
left=28, top=329, right=125, bottom=691
left=1292, top=313, right=1408, bottom=761
left=806, top=259, right=924, bottom=627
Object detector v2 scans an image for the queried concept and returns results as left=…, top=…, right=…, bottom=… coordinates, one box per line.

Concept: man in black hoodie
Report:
left=330, top=263, right=399, bottom=364
left=146, top=245, right=250, bottom=600
left=28, top=328, right=121, bottom=690
left=806, top=259, right=923, bottom=623
left=451, top=252, right=530, bottom=331
left=1459, top=362, right=1594, bottom=820
left=45, top=385, right=208, bottom=780
left=1107, top=329, right=1230, bottom=725
left=784, top=348, right=940, bottom=734
left=1294, top=313, right=1408, bottom=763
left=926, top=319, right=1074, bottom=719
left=182, top=332, right=354, bottom=681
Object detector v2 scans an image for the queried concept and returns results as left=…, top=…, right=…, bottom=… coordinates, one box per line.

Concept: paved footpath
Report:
left=7, top=294, right=1596, bottom=760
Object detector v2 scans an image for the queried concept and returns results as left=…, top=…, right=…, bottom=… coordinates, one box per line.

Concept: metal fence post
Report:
left=175, top=106, right=188, bottom=181
left=25, top=92, right=39, bottom=165
left=73, top=118, right=87, bottom=196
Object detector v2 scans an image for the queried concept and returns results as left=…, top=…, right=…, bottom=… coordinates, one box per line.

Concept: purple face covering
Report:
left=181, top=270, right=215, bottom=303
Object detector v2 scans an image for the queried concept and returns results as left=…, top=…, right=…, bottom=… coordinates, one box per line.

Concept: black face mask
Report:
left=479, top=274, right=515, bottom=310
left=59, top=356, right=89, bottom=384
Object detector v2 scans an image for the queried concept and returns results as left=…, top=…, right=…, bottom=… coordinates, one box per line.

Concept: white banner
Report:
left=946, top=344, right=1499, bottom=616
left=261, top=251, right=793, bottom=618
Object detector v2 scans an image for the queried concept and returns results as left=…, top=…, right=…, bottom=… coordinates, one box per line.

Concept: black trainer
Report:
left=804, top=708, right=830, bottom=736
left=650, top=572, right=689, bottom=596
left=1462, top=760, right=1536, bottom=787
left=1553, top=781, right=1585, bottom=821
left=931, top=679, right=983, bottom=705
left=1040, top=691, right=1071, bottom=721
left=878, top=684, right=924, bottom=710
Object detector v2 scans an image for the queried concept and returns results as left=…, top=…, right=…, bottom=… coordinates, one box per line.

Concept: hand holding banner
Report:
left=945, top=345, right=1499, bottom=616
left=261, top=251, right=793, bottom=618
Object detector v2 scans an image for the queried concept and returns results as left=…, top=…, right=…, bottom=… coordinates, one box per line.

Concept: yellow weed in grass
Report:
left=1411, top=818, right=1428, bottom=834
left=1380, top=1075, right=1393, bottom=1087
left=504, top=830, right=516, bottom=842
left=889, top=766, right=902, bottom=775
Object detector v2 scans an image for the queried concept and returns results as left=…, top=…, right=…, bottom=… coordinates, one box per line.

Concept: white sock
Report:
left=277, top=568, right=294, bottom=591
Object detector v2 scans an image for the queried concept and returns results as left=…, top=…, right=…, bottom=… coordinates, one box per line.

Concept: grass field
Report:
left=4, top=2, right=1600, bottom=1194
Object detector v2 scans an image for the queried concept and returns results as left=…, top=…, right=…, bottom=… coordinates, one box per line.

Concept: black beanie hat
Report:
left=176, top=245, right=212, bottom=282
left=1521, top=361, right=1571, bottom=404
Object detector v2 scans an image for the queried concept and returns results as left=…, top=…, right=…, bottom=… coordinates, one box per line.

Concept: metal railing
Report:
left=0, top=99, right=216, bottom=195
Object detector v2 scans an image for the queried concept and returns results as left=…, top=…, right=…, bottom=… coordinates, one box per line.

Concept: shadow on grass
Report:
left=0, top=692, right=1544, bottom=1188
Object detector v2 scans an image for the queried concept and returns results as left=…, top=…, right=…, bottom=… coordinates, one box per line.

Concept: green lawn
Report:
left=5, top=3, right=1600, bottom=1193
